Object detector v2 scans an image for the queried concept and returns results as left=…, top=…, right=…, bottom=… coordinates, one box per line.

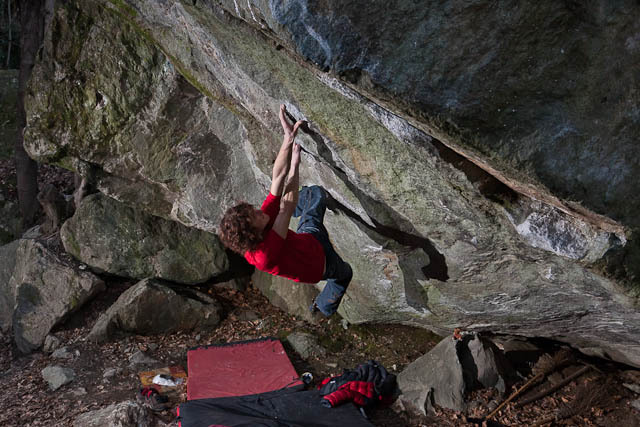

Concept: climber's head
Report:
left=218, top=202, right=268, bottom=253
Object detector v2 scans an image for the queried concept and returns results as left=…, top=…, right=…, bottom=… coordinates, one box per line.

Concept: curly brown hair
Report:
left=218, top=202, right=264, bottom=254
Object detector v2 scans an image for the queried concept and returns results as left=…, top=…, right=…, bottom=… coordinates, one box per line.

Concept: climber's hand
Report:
left=279, top=104, right=304, bottom=143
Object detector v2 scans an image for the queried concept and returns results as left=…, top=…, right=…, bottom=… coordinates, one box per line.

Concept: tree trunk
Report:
left=15, top=0, right=45, bottom=229
left=6, top=0, right=12, bottom=68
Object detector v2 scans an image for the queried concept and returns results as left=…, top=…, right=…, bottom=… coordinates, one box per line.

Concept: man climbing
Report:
left=218, top=105, right=353, bottom=317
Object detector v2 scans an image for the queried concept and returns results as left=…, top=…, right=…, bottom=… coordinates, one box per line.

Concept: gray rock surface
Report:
left=41, top=365, right=75, bottom=391
left=251, top=270, right=320, bottom=324
left=397, top=334, right=514, bottom=414
left=88, top=279, right=222, bottom=343
left=73, top=400, right=159, bottom=427
left=398, top=335, right=466, bottom=413
left=21, top=0, right=640, bottom=367
left=10, top=239, right=105, bottom=353
left=61, top=193, right=228, bottom=284
left=287, top=332, right=327, bottom=360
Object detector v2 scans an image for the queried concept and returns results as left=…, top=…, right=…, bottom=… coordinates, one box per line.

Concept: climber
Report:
left=218, top=105, right=352, bottom=317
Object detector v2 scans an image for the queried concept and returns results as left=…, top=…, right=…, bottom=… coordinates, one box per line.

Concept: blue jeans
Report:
left=294, top=186, right=353, bottom=316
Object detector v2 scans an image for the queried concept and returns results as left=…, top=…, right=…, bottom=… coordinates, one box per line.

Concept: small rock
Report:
left=623, top=383, right=640, bottom=394
left=128, top=350, right=159, bottom=368
left=148, top=343, right=158, bottom=352
left=287, top=332, right=327, bottom=360
left=51, top=346, right=74, bottom=360
left=195, top=334, right=201, bottom=341
left=42, top=365, right=75, bottom=391
left=103, top=367, right=122, bottom=379
left=237, top=310, right=260, bottom=321
left=72, top=387, right=87, bottom=396
left=467, top=399, right=482, bottom=410
left=632, top=399, right=640, bottom=411
left=341, top=319, right=349, bottom=330
left=487, top=400, right=498, bottom=412
left=43, top=335, right=62, bottom=353
left=326, top=362, right=338, bottom=368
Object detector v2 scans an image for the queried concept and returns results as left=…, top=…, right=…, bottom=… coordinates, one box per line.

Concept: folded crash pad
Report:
left=177, top=387, right=374, bottom=427
left=187, top=338, right=303, bottom=400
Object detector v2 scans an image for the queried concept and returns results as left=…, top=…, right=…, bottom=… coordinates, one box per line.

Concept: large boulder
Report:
left=24, top=1, right=267, bottom=229
left=88, top=278, right=222, bottom=343
left=23, top=0, right=640, bottom=367
left=1, top=228, right=44, bottom=334
left=10, top=239, right=105, bottom=353
left=61, top=193, right=228, bottom=284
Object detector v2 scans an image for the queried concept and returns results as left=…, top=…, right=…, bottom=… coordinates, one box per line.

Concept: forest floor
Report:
left=1, top=160, right=640, bottom=427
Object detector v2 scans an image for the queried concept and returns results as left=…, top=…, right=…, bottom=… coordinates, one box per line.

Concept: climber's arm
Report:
left=270, top=105, right=303, bottom=197
left=271, top=143, right=301, bottom=239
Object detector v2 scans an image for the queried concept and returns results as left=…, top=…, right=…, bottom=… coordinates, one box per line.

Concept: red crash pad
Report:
left=187, top=338, right=303, bottom=400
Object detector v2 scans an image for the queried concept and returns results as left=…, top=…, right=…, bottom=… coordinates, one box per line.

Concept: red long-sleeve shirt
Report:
left=245, top=193, right=325, bottom=283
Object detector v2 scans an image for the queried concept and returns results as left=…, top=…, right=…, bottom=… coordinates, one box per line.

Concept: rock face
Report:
left=234, top=0, right=639, bottom=267
left=23, top=0, right=640, bottom=366
left=251, top=269, right=320, bottom=324
left=61, top=193, right=228, bottom=284
left=9, top=239, right=105, bottom=353
left=88, top=279, right=222, bottom=343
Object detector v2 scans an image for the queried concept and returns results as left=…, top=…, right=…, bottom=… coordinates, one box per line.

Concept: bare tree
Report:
left=6, top=0, right=12, bottom=68
left=15, top=0, right=45, bottom=228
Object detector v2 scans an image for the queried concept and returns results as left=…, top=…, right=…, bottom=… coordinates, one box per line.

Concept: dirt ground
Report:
left=1, top=161, right=640, bottom=427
